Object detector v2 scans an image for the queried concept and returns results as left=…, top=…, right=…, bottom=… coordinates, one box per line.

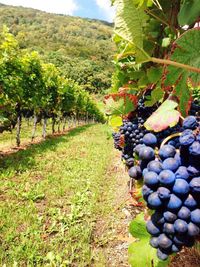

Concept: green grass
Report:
left=0, top=124, right=116, bottom=266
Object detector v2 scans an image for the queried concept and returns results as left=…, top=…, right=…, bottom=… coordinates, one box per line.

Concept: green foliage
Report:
left=105, top=93, right=137, bottom=116
left=129, top=213, right=169, bottom=267
left=178, top=0, right=200, bottom=26
left=107, top=0, right=200, bottom=131
left=0, top=4, right=115, bottom=94
left=0, top=27, right=105, bottom=125
left=114, top=0, right=150, bottom=62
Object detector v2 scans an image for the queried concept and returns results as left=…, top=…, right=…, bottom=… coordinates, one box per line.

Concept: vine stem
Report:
left=151, top=57, right=200, bottom=73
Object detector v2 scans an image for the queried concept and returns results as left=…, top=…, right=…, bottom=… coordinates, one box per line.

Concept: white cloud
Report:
left=0, top=0, right=78, bottom=15
left=95, top=0, right=115, bottom=22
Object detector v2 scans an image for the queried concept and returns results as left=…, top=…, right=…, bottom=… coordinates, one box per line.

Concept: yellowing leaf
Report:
left=109, top=115, right=123, bottom=131
left=144, top=100, right=180, bottom=132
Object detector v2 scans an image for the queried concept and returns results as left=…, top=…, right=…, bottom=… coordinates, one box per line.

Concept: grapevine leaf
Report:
left=105, top=94, right=136, bottom=116
left=147, top=67, right=163, bottom=83
left=129, top=213, right=169, bottom=267
left=114, top=0, right=150, bottom=62
left=178, top=0, right=200, bottom=26
left=109, top=115, right=123, bottom=131
left=174, top=73, right=192, bottom=117
left=145, top=87, right=164, bottom=107
left=165, top=29, right=200, bottom=87
left=144, top=99, right=180, bottom=132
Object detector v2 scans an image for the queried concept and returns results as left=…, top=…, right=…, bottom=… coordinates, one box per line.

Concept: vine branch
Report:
left=151, top=57, right=200, bottom=73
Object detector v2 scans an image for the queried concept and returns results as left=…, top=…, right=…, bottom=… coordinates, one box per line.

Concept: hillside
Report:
left=0, top=3, right=115, bottom=93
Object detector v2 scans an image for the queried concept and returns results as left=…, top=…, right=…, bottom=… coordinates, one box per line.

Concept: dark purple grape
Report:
left=128, top=166, right=138, bottom=179
left=179, top=131, right=195, bottom=146
left=159, top=145, right=176, bottom=160
left=172, top=244, right=181, bottom=253
left=188, top=222, right=200, bottom=236
left=191, top=209, right=200, bottom=224
left=142, top=184, right=154, bottom=200
left=148, top=192, right=163, bottom=209
left=157, top=187, right=171, bottom=200
left=177, top=206, right=190, bottom=220
left=166, top=194, right=182, bottom=211
left=139, top=146, right=155, bottom=161
left=158, top=233, right=172, bottom=249
left=187, top=165, right=200, bottom=177
left=150, top=237, right=159, bottom=248
left=162, top=158, right=180, bottom=172
left=144, top=171, right=159, bottom=187
left=175, top=166, right=189, bottom=180
left=147, top=160, right=163, bottom=174
left=184, top=194, right=197, bottom=210
left=189, top=141, right=200, bottom=156
left=157, top=248, right=168, bottom=261
left=158, top=170, right=175, bottom=186
left=163, top=223, right=175, bottom=234
left=146, top=220, right=161, bottom=236
left=172, top=179, right=189, bottom=196
left=174, top=219, right=188, bottom=233
left=183, top=116, right=198, bottom=130
left=189, top=177, right=200, bottom=193
left=163, top=211, right=177, bottom=223
left=143, top=133, right=157, bottom=147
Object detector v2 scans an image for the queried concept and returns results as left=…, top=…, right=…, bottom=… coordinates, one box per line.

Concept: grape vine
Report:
left=108, top=0, right=200, bottom=265
left=0, top=26, right=105, bottom=146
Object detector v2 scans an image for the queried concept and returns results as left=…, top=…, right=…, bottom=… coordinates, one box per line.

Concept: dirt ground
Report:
left=92, top=152, right=142, bottom=267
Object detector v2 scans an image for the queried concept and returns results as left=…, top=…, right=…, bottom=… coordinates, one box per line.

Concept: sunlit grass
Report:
left=0, top=124, right=117, bottom=266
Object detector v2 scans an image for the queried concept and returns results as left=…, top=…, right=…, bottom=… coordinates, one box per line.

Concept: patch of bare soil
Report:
left=92, top=151, right=142, bottom=267
left=169, top=247, right=200, bottom=267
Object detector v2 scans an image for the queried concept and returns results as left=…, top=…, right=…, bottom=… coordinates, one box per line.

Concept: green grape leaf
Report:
left=105, top=94, right=136, bottom=116
left=114, top=0, right=150, bottom=62
left=138, top=74, right=149, bottom=87
left=144, top=99, right=180, bottom=132
left=129, top=213, right=169, bottom=267
left=109, top=115, right=123, bottom=131
left=145, top=87, right=164, bottom=107
left=165, top=29, right=200, bottom=87
left=174, top=73, right=192, bottom=117
left=178, top=0, right=200, bottom=26
left=147, top=67, right=163, bottom=83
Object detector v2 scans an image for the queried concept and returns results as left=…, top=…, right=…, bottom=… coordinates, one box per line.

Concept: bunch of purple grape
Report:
left=112, top=132, right=122, bottom=151
left=119, top=118, right=148, bottom=162
left=137, top=116, right=200, bottom=260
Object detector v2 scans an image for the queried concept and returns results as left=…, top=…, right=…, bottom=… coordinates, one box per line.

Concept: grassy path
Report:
left=0, top=124, right=129, bottom=266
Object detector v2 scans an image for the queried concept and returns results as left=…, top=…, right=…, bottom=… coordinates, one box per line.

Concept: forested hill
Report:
left=0, top=3, right=115, bottom=93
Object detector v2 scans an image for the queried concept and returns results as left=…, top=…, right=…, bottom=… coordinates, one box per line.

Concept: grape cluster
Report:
left=138, top=116, right=200, bottom=260
left=120, top=118, right=148, bottom=161
left=112, top=132, right=122, bottom=151
left=111, top=92, right=200, bottom=261
left=112, top=96, right=156, bottom=164
left=137, top=97, right=157, bottom=119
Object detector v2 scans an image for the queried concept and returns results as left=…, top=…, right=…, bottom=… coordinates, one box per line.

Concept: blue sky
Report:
left=0, top=0, right=115, bottom=22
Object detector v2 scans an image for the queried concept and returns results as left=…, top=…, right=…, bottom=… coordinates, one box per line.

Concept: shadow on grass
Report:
left=0, top=124, right=93, bottom=174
